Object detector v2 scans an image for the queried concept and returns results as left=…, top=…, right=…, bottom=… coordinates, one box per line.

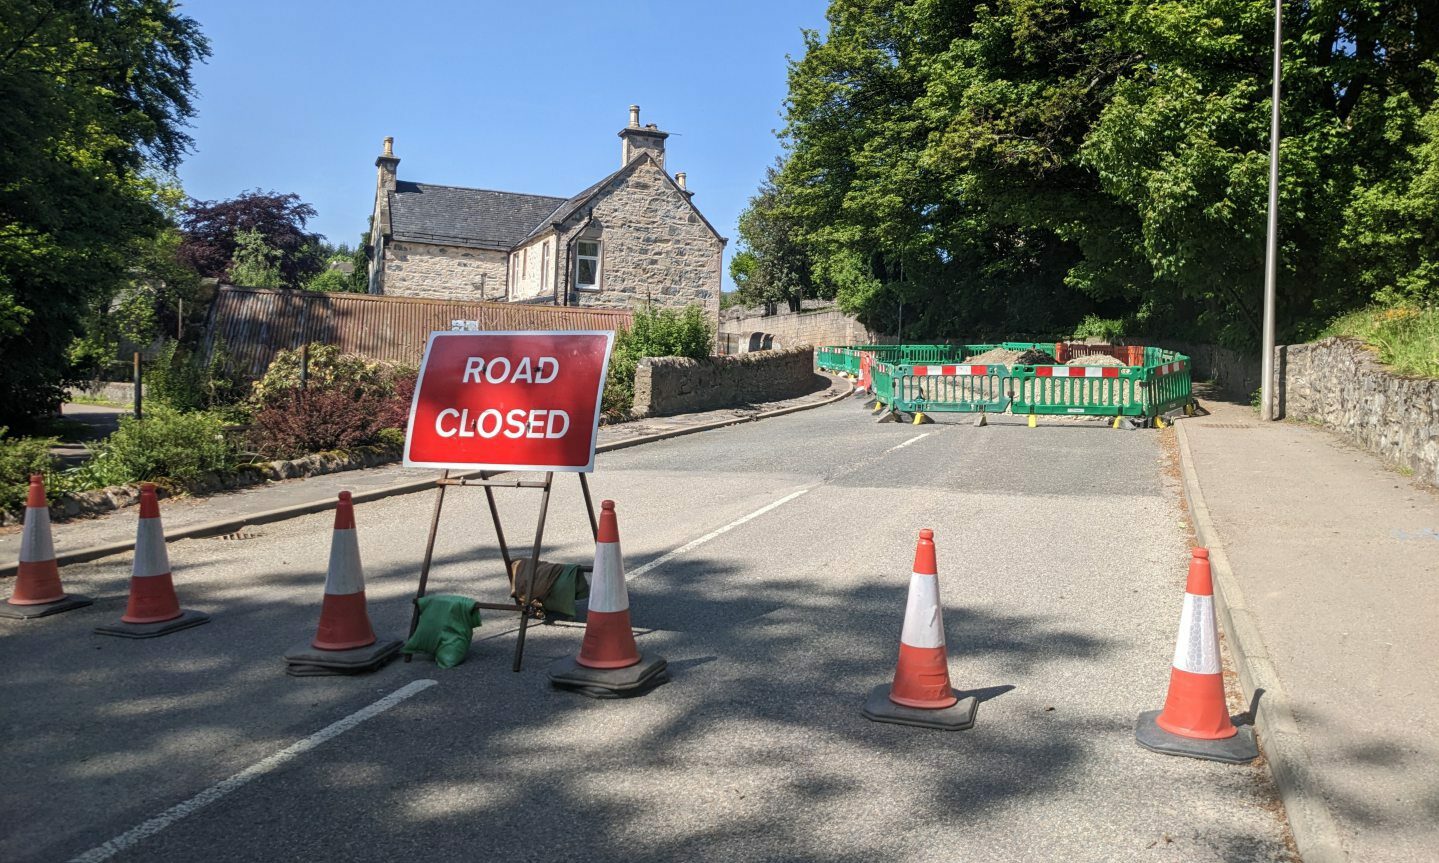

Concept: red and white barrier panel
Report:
left=1154, top=361, right=1187, bottom=375
left=1035, top=366, right=1121, bottom=379
left=911, top=364, right=990, bottom=376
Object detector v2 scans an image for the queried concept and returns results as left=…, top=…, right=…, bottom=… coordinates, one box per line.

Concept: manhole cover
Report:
left=213, top=530, right=262, bottom=541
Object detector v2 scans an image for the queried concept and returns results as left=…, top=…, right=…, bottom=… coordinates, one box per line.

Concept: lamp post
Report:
left=1259, top=0, right=1282, bottom=421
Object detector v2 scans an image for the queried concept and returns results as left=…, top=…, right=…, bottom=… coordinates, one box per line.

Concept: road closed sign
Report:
left=404, top=330, right=615, bottom=472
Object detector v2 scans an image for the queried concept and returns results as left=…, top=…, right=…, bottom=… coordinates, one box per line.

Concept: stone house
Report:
left=366, top=106, right=725, bottom=326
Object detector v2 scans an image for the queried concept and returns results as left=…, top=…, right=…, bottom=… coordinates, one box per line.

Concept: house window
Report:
left=541, top=242, right=549, bottom=290
left=576, top=239, right=601, bottom=291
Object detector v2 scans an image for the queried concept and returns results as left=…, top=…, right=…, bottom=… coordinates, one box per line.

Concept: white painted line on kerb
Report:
left=885, top=433, right=930, bottom=454
left=627, top=488, right=810, bottom=580
left=69, top=679, right=439, bottom=863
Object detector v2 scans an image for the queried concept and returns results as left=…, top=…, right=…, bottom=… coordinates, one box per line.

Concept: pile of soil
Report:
left=1066, top=353, right=1127, bottom=367
left=966, top=347, right=1058, bottom=366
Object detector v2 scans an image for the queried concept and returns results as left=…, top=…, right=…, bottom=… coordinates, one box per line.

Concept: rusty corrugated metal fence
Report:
left=204, top=286, right=633, bottom=378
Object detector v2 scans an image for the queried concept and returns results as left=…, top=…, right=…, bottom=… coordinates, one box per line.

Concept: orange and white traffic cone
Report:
left=95, top=483, right=208, bottom=638
left=1136, top=548, right=1257, bottom=762
left=1, top=475, right=92, bottom=620
left=285, top=491, right=399, bottom=676
left=549, top=499, right=667, bottom=697
left=863, top=529, right=978, bottom=730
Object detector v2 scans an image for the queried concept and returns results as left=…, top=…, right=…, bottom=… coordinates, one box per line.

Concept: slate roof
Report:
left=387, top=182, right=566, bottom=250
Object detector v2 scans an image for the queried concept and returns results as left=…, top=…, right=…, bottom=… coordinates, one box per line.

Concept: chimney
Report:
left=675, top=172, right=686, bottom=190
left=618, top=105, right=668, bottom=168
left=376, top=136, right=400, bottom=194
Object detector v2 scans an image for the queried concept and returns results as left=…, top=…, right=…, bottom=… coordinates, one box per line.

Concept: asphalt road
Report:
left=1, top=403, right=1295, bottom=862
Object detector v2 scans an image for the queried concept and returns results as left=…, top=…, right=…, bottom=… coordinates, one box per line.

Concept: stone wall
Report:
left=718, top=306, right=874, bottom=354
left=632, top=347, right=820, bottom=417
left=381, top=241, right=509, bottom=301
left=1277, top=338, right=1439, bottom=487
left=554, top=158, right=723, bottom=324
left=510, top=234, right=555, bottom=301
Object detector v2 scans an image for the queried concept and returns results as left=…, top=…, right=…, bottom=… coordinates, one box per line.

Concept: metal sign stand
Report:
left=405, top=469, right=599, bottom=672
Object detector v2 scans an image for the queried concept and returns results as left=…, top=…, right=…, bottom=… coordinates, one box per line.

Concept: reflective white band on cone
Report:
left=19, top=507, right=55, bottom=563
left=132, top=517, right=170, bottom=579
left=587, top=541, right=629, bottom=613
left=900, top=572, right=944, bottom=648
left=323, top=529, right=365, bottom=595
left=1171, top=593, right=1220, bottom=675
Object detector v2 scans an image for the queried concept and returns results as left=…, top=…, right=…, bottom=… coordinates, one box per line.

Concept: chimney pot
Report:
left=383, top=136, right=394, bottom=157
left=628, top=105, right=640, bottom=128
left=675, top=172, right=687, bottom=190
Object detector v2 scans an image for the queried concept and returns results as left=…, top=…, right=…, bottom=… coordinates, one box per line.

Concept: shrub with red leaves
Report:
left=248, top=387, right=394, bottom=460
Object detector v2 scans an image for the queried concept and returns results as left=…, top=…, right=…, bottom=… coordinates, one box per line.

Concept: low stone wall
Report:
left=70, top=381, right=135, bottom=405
left=1278, top=337, right=1439, bottom=487
left=632, top=347, right=820, bottom=417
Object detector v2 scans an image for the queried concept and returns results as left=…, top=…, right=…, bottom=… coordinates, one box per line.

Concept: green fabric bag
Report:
left=401, top=594, right=482, bottom=669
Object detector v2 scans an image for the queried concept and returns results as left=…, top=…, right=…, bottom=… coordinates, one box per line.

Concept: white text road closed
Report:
left=404, top=331, right=614, bottom=472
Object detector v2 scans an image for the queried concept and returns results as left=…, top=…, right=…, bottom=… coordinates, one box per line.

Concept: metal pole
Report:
left=132, top=352, right=142, bottom=420
left=299, top=343, right=309, bottom=392
left=512, top=471, right=554, bottom=672
left=1259, top=0, right=1282, bottom=421
left=404, top=470, right=450, bottom=662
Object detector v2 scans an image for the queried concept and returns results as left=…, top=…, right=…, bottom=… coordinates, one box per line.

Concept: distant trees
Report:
left=742, top=0, right=1439, bottom=345
left=0, top=0, right=209, bottom=428
left=179, top=191, right=324, bottom=287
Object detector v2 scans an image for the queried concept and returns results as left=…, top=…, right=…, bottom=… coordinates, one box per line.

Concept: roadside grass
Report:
left=68, top=393, right=128, bottom=408
left=1323, top=305, right=1439, bottom=378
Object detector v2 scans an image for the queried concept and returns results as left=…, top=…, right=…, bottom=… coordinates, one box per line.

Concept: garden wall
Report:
left=1159, top=337, right=1438, bottom=488
left=632, top=347, right=821, bottom=417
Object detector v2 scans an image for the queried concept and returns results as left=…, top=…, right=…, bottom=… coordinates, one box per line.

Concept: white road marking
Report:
left=627, top=488, right=810, bottom=580
left=884, top=433, right=930, bottom=453
left=69, top=679, right=439, bottom=863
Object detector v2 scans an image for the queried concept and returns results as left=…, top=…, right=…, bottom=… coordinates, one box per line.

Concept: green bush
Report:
left=1071, top=315, right=1127, bottom=343
left=0, top=428, right=59, bottom=515
left=75, top=406, right=235, bottom=488
left=143, top=339, right=247, bottom=412
left=251, top=343, right=397, bottom=407
left=603, top=306, right=715, bottom=415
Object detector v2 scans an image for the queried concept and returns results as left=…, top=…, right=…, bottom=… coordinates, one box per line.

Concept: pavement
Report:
left=1179, top=396, right=1439, bottom=863
left=0, top=375, right=850, bottom=567
left=1, top=401, right=1296, bottom=862
left=50, top=403, right=129, bottom=467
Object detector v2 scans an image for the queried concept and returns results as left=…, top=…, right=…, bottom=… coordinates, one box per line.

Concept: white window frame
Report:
left=575, top=238, right=602, bottom=292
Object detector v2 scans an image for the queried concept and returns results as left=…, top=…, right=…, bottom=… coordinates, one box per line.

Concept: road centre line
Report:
left=884, top=432, right=930, bottom=453
left=68, top=679, right=439, bottom=863
left=626, top=488, right=810, bottom=580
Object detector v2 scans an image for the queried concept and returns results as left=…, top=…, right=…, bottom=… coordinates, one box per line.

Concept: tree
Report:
left=227, top=229, right=283, bottom=288
left=752, top=0, right=1439, bottom=345
left=303, top=234, right=370, bottom=293
left=0, top=0, right=209, bottom=428
left=729, top=167, right=824, bottom=311
left=178, top=190, right=323, bottom=287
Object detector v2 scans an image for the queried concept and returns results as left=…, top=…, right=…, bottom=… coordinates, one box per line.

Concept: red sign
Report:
left=404, top=330, right=615, bottom=472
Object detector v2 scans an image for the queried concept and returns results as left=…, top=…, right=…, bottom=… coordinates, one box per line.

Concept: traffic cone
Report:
left=0, top=475, right=93, bottom=620
left=862, top=529, right=978, bottom=730
left=549, top=500, right=667, bottom=697
left=95, top=484, right=209, bottom=638
left=1136, top=548, right=1257, bottom=763
left=285, top=491, right=400, bottom=676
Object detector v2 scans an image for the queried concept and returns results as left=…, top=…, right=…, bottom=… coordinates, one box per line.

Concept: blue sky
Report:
left=175, top=0, right=830, bottom=291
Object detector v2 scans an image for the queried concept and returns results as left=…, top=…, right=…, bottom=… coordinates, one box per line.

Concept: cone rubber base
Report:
left=548, top=653, right=667, bottom=699
left=284, top=638, right=401, bottom=677
left=94, top=608, right=209, bottom=639
left=1135, top=709, right=1258, bottom=764
left=862, top=683, right=978, bottom=731
left=0, top=594, right=93, bottom=620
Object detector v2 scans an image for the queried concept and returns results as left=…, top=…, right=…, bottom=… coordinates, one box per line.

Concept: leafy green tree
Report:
left=751, top=0, right=1439, bottom=346
left=729, top=167, right=824, bottom=311
left=0, top=0, right=208, bottom=428
left=228, top=229, right=284, bottom=288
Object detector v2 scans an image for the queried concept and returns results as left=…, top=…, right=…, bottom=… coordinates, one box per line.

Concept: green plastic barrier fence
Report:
left=829, top=342, right=1192, bottom=421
